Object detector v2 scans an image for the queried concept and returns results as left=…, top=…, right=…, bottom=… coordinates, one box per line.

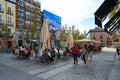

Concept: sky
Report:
left=39, top=0, right=105, bottom=33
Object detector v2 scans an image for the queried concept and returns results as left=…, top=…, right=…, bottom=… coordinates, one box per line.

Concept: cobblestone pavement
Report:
left=47, top=48, right=115, bottom=80
left=0, top=47, right=119, bottom=80
left=0, top=63, right=43, bottom=80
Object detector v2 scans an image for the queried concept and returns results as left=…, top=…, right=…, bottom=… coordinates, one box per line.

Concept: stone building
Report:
left=87, top=27, right=113, bottom=47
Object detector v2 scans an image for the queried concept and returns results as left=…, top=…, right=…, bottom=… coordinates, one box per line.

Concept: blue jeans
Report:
left=73, top=54, right=78, bottom=63
left=89, top=51, right=93, bottom=59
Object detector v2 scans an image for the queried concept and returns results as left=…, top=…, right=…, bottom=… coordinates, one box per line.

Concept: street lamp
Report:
left=29, top=33, right=32, bottom=44
left=15, top=31, right=20, bottom=46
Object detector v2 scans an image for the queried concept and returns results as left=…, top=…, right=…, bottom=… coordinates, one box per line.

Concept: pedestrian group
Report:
left=70, top=43, right=94, bottom=64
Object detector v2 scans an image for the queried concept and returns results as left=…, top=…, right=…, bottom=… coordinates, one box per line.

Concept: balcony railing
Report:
left=7, top=10, right=13, bottom=15
left=7, top=22, right=14, bottom=26
left=26, top=18, right=30, bottom=21
left=18, top=6, right=24, bottom=10
left=26, top=8, right=30, bottom=12
left=18, top=16, right=24, bottom=20
left=18, top=24, right=24, bottom=29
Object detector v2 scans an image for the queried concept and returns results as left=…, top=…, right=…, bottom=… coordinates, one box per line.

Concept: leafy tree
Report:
left=60, top=26, right=67, bottom=42
left=108, top=7, right=118, bottom=19
left=0, top=24, right=13, bottom=40
left=108, top=7, right=119, bottom=34
left=60, top=24, right=84, bottom=42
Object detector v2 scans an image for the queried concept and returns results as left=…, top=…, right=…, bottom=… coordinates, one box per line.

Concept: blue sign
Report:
left=43, top=10, right=61, bottom=31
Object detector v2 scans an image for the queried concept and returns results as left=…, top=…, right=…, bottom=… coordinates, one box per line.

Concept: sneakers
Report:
left=75, top=61, right=78, bottom=64
left=73, top=61, right=78, bottom=64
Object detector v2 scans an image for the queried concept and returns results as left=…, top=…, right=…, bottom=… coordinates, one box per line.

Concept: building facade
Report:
left=16, top=0, right=41, bottom=46
left=0, top=0, right=16, bottom=48
left=87, top=27, right=113, bottom=47
left=0, top=0, right=41, bottom=48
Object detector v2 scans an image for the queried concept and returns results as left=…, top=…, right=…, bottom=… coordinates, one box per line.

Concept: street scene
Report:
left=1, top=0, right=120, bottom=80
left=0, top=47, right=120, bottom=80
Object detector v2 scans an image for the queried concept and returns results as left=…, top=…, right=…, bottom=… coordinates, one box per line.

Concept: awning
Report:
left=94, top=0, right=118, bottom=28
left=104, top=10, right=120, bottom=34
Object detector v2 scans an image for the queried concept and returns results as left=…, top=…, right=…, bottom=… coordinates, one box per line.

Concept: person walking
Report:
left=81, top=45, right=88, bottom=64
left=88, top=44, right=94, bottom=59
left=116, top=44, right=120, bottom=55
left=70, top=43, right=79, bottom=64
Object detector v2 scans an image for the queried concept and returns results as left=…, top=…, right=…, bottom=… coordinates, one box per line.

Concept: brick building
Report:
left=0, top=0, right=42, bottom=48
left=16, top=0, right=42, bottom=46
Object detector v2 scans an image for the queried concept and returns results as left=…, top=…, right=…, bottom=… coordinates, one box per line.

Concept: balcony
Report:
left=25, top=0, right=30, bottom=3
left=18, top=24, right=24, bottom=29
left=18, top=6, right=24, bottom=10
left=26, top=18, right=30, bottom=21
left=18, top=16, right=24, bottom=20
left=7, top=10, right=13, bottom=15
left=26, top=8, right=30, bottom=12
left=7, top=22, right=14, bottom=26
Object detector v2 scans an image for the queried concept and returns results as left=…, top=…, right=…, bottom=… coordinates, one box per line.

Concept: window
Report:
left=37, top=16, right=40, bottom=21
left=26, top=5, right=30, bottom=11
left=7, top=7, right=12, bottom=14
left=0, top=4, right=2, bottom=10
left=18, top=11, right=24, bottom=20
left=18, top=11, right=24, bottom=16
left=36, top=2, right=40, bottom=8
left=0, top=15, right=3, bottom=23
left=7, top=16, right=12, bottom=23
left=18, top=20, right=24, bottom=28
left=37, top=25, right=40, bottom=31
left=26, top=0, right=29, bottom=3
left=18, top=1, right=24, bottom=6
left=0, top=4, right=3, bottom=12
left=26, top=14, right=30, bottom=21
left=0, top=41, right=2, bottom=46
left=37, top=8, right=40, bottom=13
left=93, top=34, right=96, bottom=39
left=100, top=34, right=103, bottom=39
left=0, top=15, right=2, bottom=21
left=18, top=20, right=24, bottom=25
left=31, top=0, right=34, bottom=4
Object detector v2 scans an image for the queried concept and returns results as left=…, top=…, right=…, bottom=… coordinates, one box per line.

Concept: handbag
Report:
left=81, top=54, right=84, bottom=61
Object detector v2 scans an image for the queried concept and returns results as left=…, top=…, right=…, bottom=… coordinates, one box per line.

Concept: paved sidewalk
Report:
left=0, top=47, right=120, bottom=80
left=109, top=54, right=120, bottom=80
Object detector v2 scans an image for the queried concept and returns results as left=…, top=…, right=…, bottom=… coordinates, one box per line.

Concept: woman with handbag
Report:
left=81, top=45, right=88, bottom=64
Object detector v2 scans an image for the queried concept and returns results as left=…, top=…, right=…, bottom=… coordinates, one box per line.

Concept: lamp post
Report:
left=23, top=31, right=26, bottom=45
left=29, top=33, right=32, bottom=45
left=15, top=31, right=20, bottom=46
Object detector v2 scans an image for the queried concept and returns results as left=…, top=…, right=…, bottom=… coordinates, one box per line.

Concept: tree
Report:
left=108, top=7, right=120, bottom=34
left=60, top=26, right=67, bottom=42
left=108, top=7, right=118, bottom=19
left=60, top=24, right=84, bottom=42
left=0, top=24, right=13, bottom=40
